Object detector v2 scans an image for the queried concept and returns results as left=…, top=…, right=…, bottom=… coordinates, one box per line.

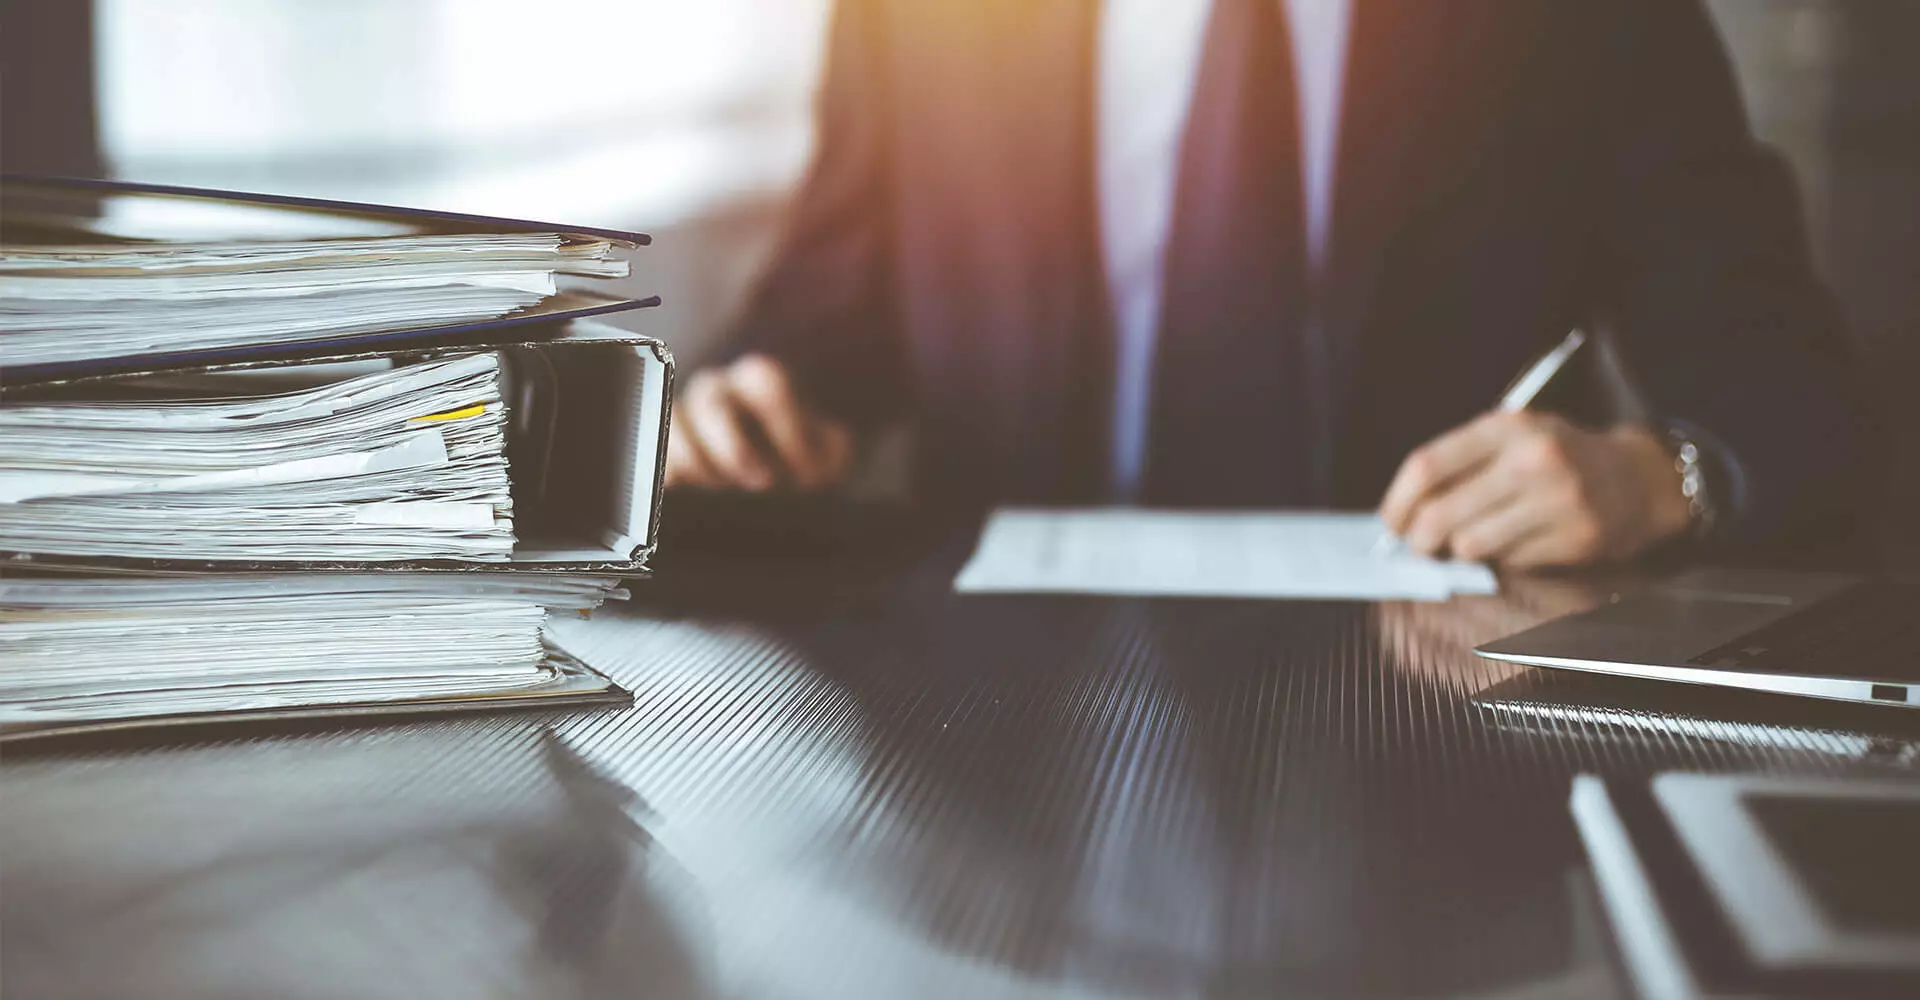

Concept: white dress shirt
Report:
left=1099, top=0, right=1353, bottom=498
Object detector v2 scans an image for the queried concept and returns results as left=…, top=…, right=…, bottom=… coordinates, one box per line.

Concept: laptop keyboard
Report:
left=1688, top=584, right=1920, bottom=682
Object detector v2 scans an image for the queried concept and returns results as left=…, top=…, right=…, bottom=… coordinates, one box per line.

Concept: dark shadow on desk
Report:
left=0, top=720, right=716, bottom=1000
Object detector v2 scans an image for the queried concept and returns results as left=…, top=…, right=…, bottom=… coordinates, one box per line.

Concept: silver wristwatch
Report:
left=1665, top=427, right=1718, bottom=542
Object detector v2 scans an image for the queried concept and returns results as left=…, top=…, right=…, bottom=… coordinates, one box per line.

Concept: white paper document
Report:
left=954, top=508, right=1499, bottom=602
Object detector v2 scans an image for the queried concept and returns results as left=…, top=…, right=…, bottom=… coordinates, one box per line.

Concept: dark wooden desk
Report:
left=6, top=508, right=1919, bottom=999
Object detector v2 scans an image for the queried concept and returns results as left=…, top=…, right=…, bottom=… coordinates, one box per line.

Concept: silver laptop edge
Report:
left=1474, top=652, right=1903, bottom=707
left=1476, top=570, right=1917, bottom=709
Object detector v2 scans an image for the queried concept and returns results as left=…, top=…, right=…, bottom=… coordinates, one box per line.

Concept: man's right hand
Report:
left=665, top=354, right=857, bottom=491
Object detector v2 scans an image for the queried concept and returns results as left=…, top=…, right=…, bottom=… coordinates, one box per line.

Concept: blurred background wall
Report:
left=1706, top=0, right=1920, bottom=557
left=3, top=0, right=1917, bottom=555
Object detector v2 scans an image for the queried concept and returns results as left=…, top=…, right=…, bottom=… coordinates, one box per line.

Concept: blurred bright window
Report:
left=95, top=0, right=831, bottom=231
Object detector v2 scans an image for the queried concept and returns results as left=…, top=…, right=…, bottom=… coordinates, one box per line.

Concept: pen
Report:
left=1375, top=328, right=1588, bottom=554
left=1497, top=328, right=1587, bottom=411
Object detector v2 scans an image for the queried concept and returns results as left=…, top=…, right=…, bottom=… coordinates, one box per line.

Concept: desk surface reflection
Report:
left=6, top=520, right=1919, bottom=1000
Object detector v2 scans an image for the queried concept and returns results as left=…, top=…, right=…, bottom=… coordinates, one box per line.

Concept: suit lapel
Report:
left=1320, top=0, right=1528, bottom=476
left=992, top=0, right=1106, bottom=331
left=1322, top=0, right=1448, bottom=361
left=935, top=0, right=1108, bottom=497
left=1012, top=0, right=1111, bottom=497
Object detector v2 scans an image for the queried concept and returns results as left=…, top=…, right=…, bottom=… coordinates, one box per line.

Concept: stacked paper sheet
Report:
left=0, top=233, right=629, bottom=368
left=0, top=573, right=628, bottom=737
left=0, top=353, right=517, bottom=562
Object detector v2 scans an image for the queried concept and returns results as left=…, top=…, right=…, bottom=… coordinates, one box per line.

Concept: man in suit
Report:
left=665, top=0, right=1876, bottom=568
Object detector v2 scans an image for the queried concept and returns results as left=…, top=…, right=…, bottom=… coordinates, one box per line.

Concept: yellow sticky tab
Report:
left=409, top=404, right=488, bottom=424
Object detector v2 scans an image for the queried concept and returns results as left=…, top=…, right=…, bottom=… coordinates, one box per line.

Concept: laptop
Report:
left=1476, top=569, right=1920, bottom=709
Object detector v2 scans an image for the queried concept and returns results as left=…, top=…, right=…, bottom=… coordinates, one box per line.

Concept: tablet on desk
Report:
left=1573, top=772, right=1920, bottom=1000
left=1655, top=774, right=1920, bottom=972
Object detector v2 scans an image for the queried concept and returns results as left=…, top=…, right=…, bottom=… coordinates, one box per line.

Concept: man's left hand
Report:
left=1379, top=411, right=1693, bottom=569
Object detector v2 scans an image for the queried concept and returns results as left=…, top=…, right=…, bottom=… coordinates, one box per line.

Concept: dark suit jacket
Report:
left=728, top=0, right=1879, bottom=563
